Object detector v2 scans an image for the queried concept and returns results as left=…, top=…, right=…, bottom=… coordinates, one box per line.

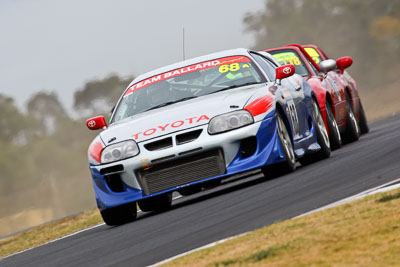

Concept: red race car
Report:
left=265, top=44, right=364, bottom=151
left=303, top=44, right=369, bottom=134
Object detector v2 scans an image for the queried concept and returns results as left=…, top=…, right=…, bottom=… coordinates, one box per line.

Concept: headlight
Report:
left=208, top=110, right=254, bottom=134
left=101, top=140, right=139, bottom=164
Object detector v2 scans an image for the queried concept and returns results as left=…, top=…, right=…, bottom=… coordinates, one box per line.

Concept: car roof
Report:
left=127, top=48, right=253, bottom=88
left=303, top=44, right=330, bottom=60
left=257, top=51, right=281, bottom=66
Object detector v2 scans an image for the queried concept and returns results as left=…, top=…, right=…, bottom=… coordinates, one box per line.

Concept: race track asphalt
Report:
left=1, top=113, right=400, bottom=267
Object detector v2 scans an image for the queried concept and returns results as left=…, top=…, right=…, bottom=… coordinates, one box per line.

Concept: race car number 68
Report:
left=219, top=63, right=240, bottom=73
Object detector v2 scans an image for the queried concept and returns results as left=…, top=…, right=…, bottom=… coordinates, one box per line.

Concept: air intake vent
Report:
left=176, top=129, right=202, bottom=145
left=100, top=164, right=124, bottom=175
left=144, top=137, right=173, bottom=151
left=137, top=149, right=225, bottom=195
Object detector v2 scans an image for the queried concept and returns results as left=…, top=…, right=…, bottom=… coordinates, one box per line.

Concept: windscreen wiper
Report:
left=211, top=82, right=262, bottom=94
left=145, top=96, right=198, bottom=112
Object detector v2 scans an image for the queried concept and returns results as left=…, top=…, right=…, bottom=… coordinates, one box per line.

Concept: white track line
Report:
left=1, top=195, right=183, bottom=260
left=295, top=177, right=400, bottom=218
left=3, top=180, right=400, bottom=262
left=149, top=232, right=250, bottom=267
left=0, top=223, right=105, bottom=261
left=151, top=178, right=400, bottom=266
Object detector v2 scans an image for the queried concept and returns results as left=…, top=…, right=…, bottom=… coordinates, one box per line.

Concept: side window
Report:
left=251, top=53, right=277, bottom=81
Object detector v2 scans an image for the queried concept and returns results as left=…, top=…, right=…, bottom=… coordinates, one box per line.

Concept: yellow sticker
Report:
left=272, top=52, right=301, bottom=66
left=304, top=47, right=321, bottom=64
left=219, top=63, right=241, bottom=73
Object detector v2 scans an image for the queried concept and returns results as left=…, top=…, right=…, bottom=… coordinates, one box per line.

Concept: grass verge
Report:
left=0, top=208, right=102, bottom=258
left=2, top=188, right=400, bottom=264
left=161, top=188, right=400, bottom=266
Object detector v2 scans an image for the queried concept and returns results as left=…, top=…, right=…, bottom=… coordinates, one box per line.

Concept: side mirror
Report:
left=319, top=59, right=337, bottom=74
left=86, top=116, right=107, bottom=130
left=275, top=64, right=295, bottom=85
left=336, top=56, right=353, bottom=74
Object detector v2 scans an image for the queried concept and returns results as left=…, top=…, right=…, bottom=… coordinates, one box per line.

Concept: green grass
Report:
left=2, top=189, right=400, bottom=266
left=0, top=208, right=102, bottom=258
left=377, top=191, right=400, bottom=203
left=162, top=188, right=400, bottom=266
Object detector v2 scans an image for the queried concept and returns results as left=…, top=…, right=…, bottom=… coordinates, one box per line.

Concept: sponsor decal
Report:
left=132, top=115, right=210, bottom=140
left=124, top=56, right=251, bottom=97
left=283, top=67, right=292, bottom=74
left=140, top=158, right=149, bottom=167
left=272, top=51, right=302, bottom=66
left=87, top=120, right=96, bottom=128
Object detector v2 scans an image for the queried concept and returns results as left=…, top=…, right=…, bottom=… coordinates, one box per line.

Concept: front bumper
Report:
left=90, top=113, right=286, bottom=210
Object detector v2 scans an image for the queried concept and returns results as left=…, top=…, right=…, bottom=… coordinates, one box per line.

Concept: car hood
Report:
left=100, top=83, right=266, bottom=144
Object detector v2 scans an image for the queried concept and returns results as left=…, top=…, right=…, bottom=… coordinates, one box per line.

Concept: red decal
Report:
left=131, top=115, right=210, bottom=140
left=171, top=120, right=184, bottom=128
left=244, top=95, right=274, bottom=117
left=124, top=56, right=251, bottom=97
left=158, top=123, right=170, bottom=131
left=186, top=117, right=196, bottom=124
left=197, top=115, right=210, bottom=122
left=144, top=128, right=156, bottom=136
left=133, top=132, right=142, bottom=140
left=88, top=142, right=104, bottom=163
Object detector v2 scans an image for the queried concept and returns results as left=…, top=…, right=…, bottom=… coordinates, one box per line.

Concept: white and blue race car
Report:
left=86, top=48, right=330, bottom=225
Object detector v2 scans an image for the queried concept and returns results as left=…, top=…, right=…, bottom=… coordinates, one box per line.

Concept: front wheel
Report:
left=100, top=202, right=137, bottom=226
left=358, top=100, right=369, bottom=134
left=343, top=93, right=360, bottom=143
left=299, top=99, right=331, bottom=165
left=262, top=111, right=296, bottom=177
left=325, top=101, right=342, bottom=150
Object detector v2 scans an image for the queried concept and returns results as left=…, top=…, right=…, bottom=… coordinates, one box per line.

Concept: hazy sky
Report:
left=0, top=0, right=265, bottom=112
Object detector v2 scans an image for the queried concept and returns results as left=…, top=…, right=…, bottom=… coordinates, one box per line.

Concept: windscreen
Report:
left=304, top=47, right=322, bottom=64
left=269, top=49, right=311, bottom=77
left=112, top=56, right=264, bottom=123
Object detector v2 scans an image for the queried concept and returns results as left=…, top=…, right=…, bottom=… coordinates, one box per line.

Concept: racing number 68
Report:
left=219, top=63, right=240, bottom=73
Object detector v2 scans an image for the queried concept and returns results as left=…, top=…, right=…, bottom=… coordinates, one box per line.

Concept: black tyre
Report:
left=262, top=111, right=296, bottom=177
left=138, top=192, right=172, bottom=212
left=299, top=99, right=331, bottom=165
left=343, top=93, right=360, bottom=143
left=325, top=101, right=342, bottom=150
left=358, top=100, right=369, bottom=134
left=100, top=202, right=137, bottom=226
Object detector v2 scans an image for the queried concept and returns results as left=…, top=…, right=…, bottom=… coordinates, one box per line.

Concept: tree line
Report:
left=243, top=0, right=400, bottom=91
left=1, top=0, right=399, bottom=235
left=0, top=75, right=133, bottom=234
